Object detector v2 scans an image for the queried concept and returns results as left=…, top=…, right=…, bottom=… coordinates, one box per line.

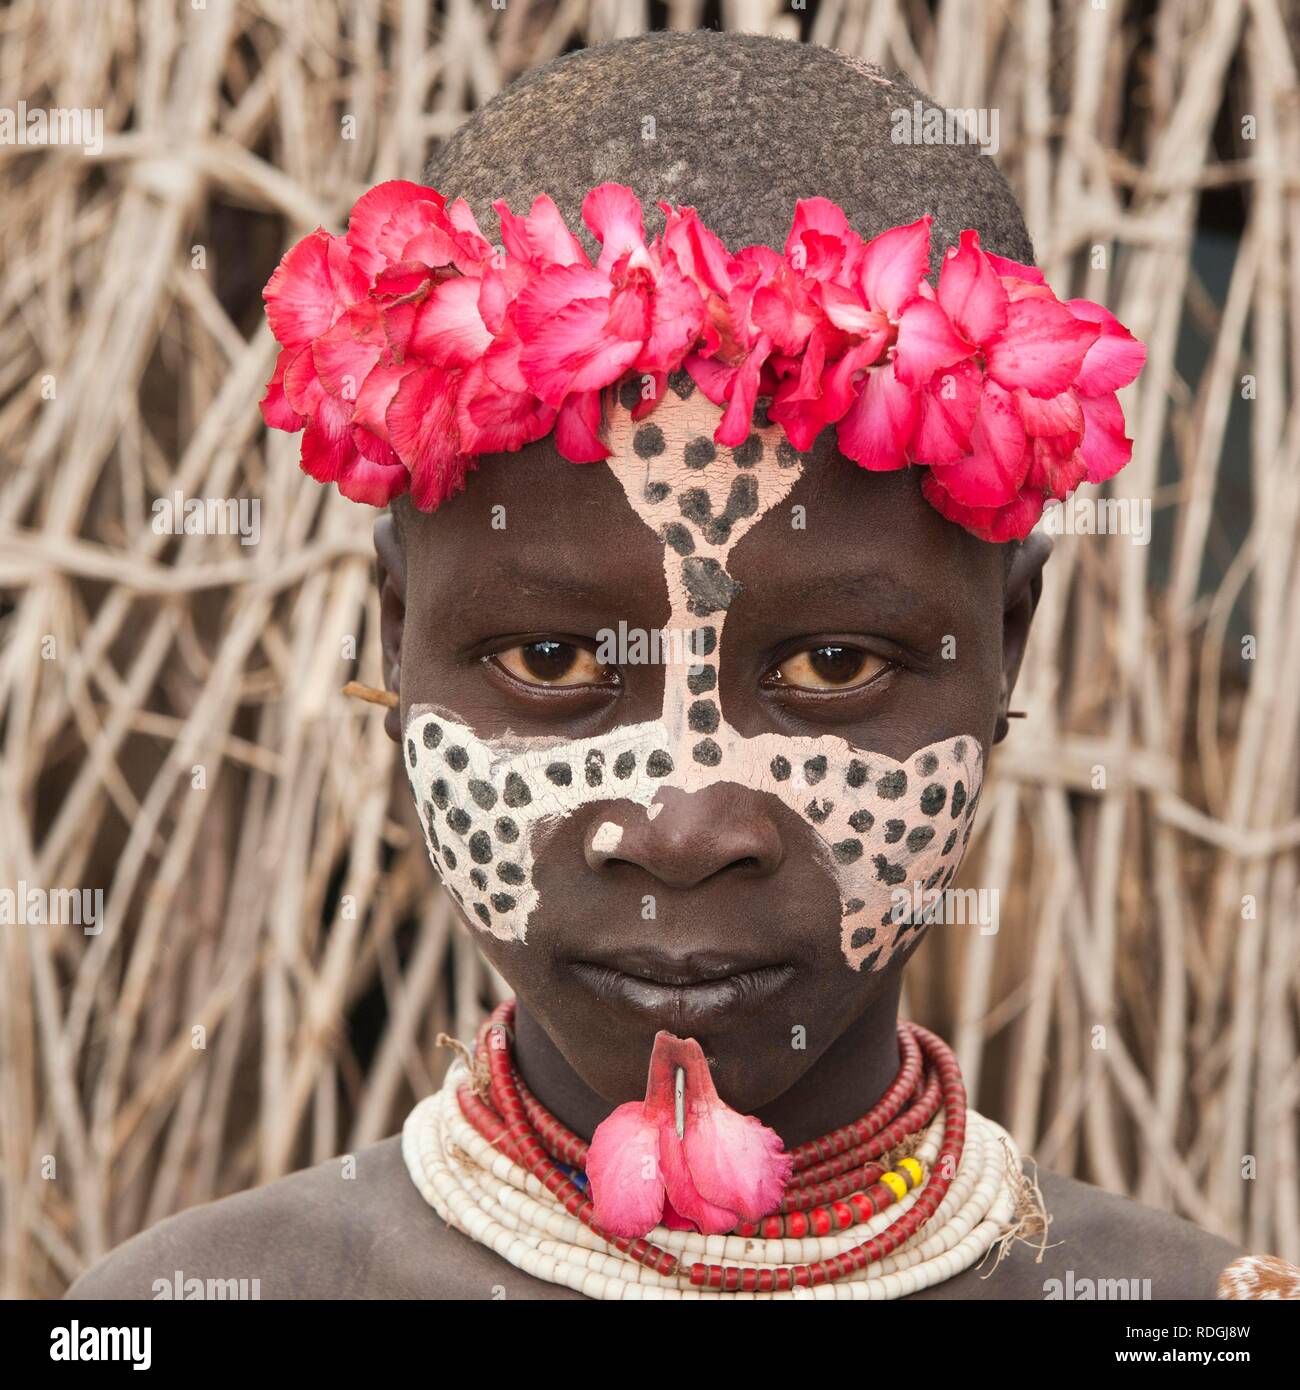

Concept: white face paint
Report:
left=404, top=381, right=984, bottom=970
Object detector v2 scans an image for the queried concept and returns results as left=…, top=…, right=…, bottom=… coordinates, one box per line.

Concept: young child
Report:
left=70, top=29, right=1254, bottom=1300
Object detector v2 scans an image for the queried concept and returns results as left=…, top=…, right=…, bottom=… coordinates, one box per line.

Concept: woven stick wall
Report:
left=0, top=0, right=1296, bottom=1297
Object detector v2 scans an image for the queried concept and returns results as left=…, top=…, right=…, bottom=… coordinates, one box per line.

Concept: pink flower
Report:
left=586, top=1032, right=792, bottom=1239
left=260, top=179, right=1147, bottom=543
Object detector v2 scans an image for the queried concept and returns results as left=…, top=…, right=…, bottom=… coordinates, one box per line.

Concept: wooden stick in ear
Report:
left=342, top=681, right=399, bottom=709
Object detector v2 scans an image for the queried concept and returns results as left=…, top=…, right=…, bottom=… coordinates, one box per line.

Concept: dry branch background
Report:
left=1, top=0, right=1297, bottom=1299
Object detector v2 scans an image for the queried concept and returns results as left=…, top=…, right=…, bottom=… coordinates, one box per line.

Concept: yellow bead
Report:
left=881, top=1170, right=908, bottom=1200
left=898, top=1156, right=924, bottom=1187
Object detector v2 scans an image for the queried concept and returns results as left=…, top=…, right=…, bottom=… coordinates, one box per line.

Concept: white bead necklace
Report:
left=402, top=1057, right=1032, bottom=1300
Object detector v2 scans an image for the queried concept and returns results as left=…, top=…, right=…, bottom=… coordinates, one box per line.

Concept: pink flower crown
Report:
left=260, top=180, right=1146, bottom=542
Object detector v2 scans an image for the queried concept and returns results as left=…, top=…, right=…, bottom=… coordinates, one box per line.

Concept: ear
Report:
left=374, top=512, right=405, bottom=744
left=994, top=532, right=1051, bottom=744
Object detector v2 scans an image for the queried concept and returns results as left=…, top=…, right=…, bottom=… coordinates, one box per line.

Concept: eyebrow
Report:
left=770, top=569, right=929, bottom=615
left=490, top=562, right=625, bottom=606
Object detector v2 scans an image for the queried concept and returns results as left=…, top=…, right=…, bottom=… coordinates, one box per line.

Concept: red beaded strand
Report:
left=453, top=1000, right=966, bottom=1291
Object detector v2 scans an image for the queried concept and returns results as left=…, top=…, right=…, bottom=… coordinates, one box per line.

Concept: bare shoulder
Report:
left=64, top=1136, right=575, bottom=1301
left=912, top=1166, right=1247, bottom=1301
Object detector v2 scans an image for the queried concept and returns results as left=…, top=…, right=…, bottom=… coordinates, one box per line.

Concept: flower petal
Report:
left=347, top=180, right=444, bottom=281
left=587, top=1102, right=667, bottom=1239
left=985, top=297, right=1099, bottom=398
left=836, top=361, right=918, bottom=470
left=936, top=229, right=1008, bottom=344
left=1067, top=299, right=1147, bottom=395
left=893, top=295, right=972, bottom=388
left=856, top=215, right=931, bottom=318
left=921, top=472, right=1045, bottom=542
left=1077, top=390, right=1133, bottom=482
left=925, top=380, right=1028, bottom=506
left=584, top=184, right=647, bottom=275
left=263, top=230, right=366, bottom=350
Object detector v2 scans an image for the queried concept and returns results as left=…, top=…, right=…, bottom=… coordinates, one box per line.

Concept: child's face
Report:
left=385, top=386, right=1016, bottom=1111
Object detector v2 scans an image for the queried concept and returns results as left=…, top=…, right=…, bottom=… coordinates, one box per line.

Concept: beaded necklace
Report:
left=402, top=1000, right=1040, bottom=1299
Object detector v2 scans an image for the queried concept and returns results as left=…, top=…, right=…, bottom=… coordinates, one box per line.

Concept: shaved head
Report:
left=424, top=30, right=1035, bottom=273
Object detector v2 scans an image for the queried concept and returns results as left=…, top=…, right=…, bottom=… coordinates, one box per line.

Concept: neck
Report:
left=512, top=981, right=905, bottom=1151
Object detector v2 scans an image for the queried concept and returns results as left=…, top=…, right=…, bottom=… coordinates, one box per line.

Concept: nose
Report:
left=583, top=785, right=784, bottom=889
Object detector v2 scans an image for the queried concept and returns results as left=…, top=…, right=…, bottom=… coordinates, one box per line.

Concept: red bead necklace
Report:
left=455, top=1000, right=969, bottom=1292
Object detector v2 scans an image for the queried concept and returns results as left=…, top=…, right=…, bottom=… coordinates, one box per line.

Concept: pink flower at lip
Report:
left=586, top=1032, right=792, bottom=1239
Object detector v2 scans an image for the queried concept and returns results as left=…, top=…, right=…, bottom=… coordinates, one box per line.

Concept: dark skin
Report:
left=67, top=432, right=1245, bottom=1300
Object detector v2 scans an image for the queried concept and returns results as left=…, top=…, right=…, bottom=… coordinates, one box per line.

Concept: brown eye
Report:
left=494, top=640, right=616, bottom=689
left=769, top=645, right=887, bottom=692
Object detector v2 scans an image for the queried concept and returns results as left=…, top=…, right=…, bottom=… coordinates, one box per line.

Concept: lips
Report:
left=569, top=951, right=795, bottom=1032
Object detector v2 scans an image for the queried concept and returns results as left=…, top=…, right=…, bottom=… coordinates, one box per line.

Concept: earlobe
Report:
left=374, top=513, right=406, bottom=743
left=994, top=532, right=1052, bottom=744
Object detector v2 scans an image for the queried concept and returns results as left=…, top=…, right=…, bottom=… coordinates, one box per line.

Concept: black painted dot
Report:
left=915, top=752, right=939, bottom=775
left=425, top=817, right=440, bottom=852
left=443, top=848, right=457, bottom=869
left=859, top=947, right=883, bottom=972
left=845, top=898, right=865, bottom=916
left=646, top=750, right=673, bottom=777
left=848, top=809, right=875, bottom=833
left=618, top=378, right=642, bottom=412
left=703, top=517, right=733, bottom=545
left=503, top=772, right=531, bottom=807
left=950, top=780, right=967, bottom=817
left=943, top=865, right=957, bottom=888
left=450, top=887, right=462, bottom=903
left=473, top=902, right=492, bottom=927
left=877, top=770, right=908, bottom=799
left=907, top=826, right=936, bottom=853
left=430, top=779, right=450, bottom=810
left=953, top=739, right=968, bottom=761
left=634, top=423, right=665, bottom=458
left=469, top=868, right=488, bottom=890
left=662, top=522, right=695, bottom=556
left=468, top=779, right=497, bottom=810
left=545, top=762, right=572, bottom=787
left=775, top=439, right=803, bottom=469
left=422, top=723, right=443, bottom=749
left=490, top=892, right=517, bottom=913
left=846, top=760, right=869, bottom=788
left=686, top=665, right=716, bottom=695
left=806, top=798, right=833, bottom=824
left=644, top=481, right=671, bottom=503
left=585, top=750, right=605, bottom=787
left=771, top=755, right=791, bottom=781
left=445, top=745, right=468, bottom=772
left=884, top=819, right=905, bottom=843
left=495, top=817, right=519, bottom=843
left=684, top=436, right=716, bottom=469
left=804, top=755, right=828, bottom=784
left=688, top=699, right=719, bottom=734
left=447, top=808, right=471, bottom=835
left=692, top=627, right=718, bottom=657
left=682, top=555, right=739, bottom=615
left=834, top=839, right=863, bottom=863
left=925, top=867, right=945, bottom=890
left=731, top=434, right=762, bottom=468
left=693, top=738, right=722, bottom=766
left=406, top=739, right=417, bottom=766
left=943, top=829, right=959, bottom=855
left=668, top=369, right=696, bottom=400
left=920, top=784, right=947, bottom=816
left=850, top=925, right=877, bottom=951
left=498, top=862, right=525, bottom=885
left=468, top=831, right=492, bottom=864
left=753, top=398, right=772, bottom=429
left=613, top=752, right=636, bottom=779
left=873, top=855, right=907, bottom=885
left=679, top=487, right=712, bottom=526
